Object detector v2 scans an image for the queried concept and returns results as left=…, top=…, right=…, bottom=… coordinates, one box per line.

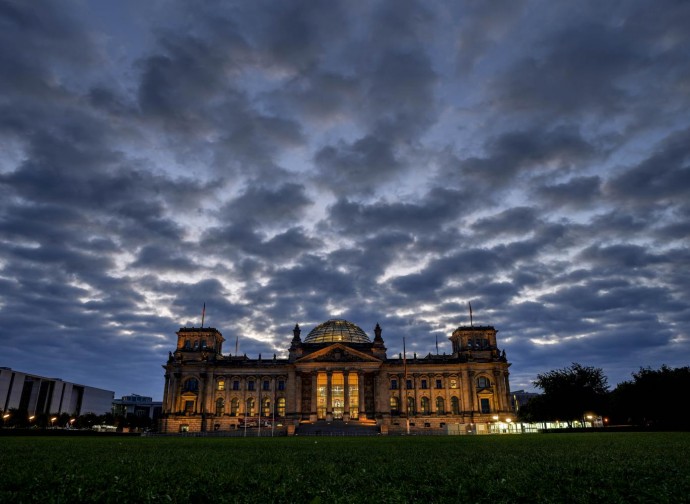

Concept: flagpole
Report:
left=469, top=302, right=473, bottom=327
left=201, top=302, right=206, bottom=328
left=403, top=337, right=410, bottom=435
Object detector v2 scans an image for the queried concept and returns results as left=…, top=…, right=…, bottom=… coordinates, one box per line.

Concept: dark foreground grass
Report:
left=1, top=432, right=689, bottom=503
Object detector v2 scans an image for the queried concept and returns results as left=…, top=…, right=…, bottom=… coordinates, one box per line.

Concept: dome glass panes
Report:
left=304, top=319, right=371, bottom=344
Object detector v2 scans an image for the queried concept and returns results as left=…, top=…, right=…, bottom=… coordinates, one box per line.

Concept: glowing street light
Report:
left=50, top=417, right=57, bottom=428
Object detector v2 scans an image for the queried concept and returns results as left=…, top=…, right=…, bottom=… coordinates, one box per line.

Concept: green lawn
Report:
left=1, top=433, right=689, bottom=503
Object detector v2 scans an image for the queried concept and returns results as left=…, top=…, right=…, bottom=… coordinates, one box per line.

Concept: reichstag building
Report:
left=159, top=319, right=513, bottom=434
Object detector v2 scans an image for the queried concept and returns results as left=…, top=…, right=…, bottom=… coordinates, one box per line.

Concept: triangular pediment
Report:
left=295, top=343, right=382, bottom=363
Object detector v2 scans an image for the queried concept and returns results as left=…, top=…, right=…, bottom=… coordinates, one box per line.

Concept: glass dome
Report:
left=304, top=319, right=371, bottom=344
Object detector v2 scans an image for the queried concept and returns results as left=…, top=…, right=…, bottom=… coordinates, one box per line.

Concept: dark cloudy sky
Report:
left=1, top=0, right=689, bottom=402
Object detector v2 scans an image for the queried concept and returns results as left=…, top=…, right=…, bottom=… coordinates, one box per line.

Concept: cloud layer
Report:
left=1, top=0, right=689, bottom=399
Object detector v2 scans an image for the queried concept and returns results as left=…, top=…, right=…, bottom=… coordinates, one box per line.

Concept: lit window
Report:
left=451, top=397, right=460, bottom=415
left=436, top=397, right=445, bottom=415
left=277, top=397, right=286, bottom=417
left=450, top=379, right=458, bottom=389
left=390, top=396, right=400, bottom=415
left=215, top=398, right=225, bottom=416
left=421, top=397, right=430, bottom=415
left=217, top=380, right=225, bottom=391
left=230, top=398, right=239, bottom=416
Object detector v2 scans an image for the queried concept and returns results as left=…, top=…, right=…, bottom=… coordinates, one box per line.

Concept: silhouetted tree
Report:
left=528, top=362, right=609, bottom=426
left=610, top=365, right=690, bottom=429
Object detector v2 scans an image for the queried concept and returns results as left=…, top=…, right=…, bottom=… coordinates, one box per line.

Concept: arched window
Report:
left=261, top=398, right=271, bottom=417
left=215, top=397, right=225, bottom=416
left=407, top=396, right=415, bottom=416
left=217, top=379, right=225, bottom=391
left=182, top=378, right=199, bottom=393
left=390, top=396, right=400, bottom=415
left=277, top=397, right=286, bottom=417
left=436, top=397, right=445, bottom=415
left=421, top=396, right=430, bottom=415
left=230, top=398, right=239, bottom=416
left=477, top=376, right=491, bottom=389
left=451, top=396, right=460, bottom=415
left=246, top=397, right=255, bottom=416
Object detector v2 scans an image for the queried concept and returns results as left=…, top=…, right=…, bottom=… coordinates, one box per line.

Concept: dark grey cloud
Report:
left=1, top=0, right=689, bottom=400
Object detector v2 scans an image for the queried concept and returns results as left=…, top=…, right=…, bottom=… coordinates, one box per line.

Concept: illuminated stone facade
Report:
left=159, top=319, right=513, bottom=434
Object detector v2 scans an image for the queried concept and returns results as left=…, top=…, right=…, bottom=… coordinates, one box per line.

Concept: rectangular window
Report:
left=480, top=398, right=491, bottom=414
left=232, top=380, right=240, bottom=390
left=391, top=379, right=398, bottom=390
left=217, top=381, right=225, bottom=391
left=406, top=379, right=413, bottom=390
left=421, top=379, right=428, bottom=389
left=248, top=381, right=255, bottom=391
left=263, top=380, right=270, bottom=391
left=278, top=380, right=285, bottom=391
left=435, top=379, right=442, bottom=389
left=184, top=400, right=194, bottom=413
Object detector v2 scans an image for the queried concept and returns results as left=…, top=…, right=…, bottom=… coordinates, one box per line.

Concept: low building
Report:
left=512, top=389, right=540, bottom=412
left=0, top=367, right=114, bottom=416
left=112, top=394, right=162, bottom=420
left=159, top=319, right=513, bottom=434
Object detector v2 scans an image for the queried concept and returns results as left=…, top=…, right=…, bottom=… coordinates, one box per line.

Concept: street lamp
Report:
left=50, top=417, right=57, bottom=428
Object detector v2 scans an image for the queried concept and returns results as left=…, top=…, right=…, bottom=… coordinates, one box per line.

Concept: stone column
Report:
left=443, top=373, right=450, bottom=416
left=493, top=369, right=505, bottom=411
left=413, top=373, right=419, bottom=417
left=287, top=369, right=297, bottom=419
left=358, top=371, right=365, bottom=419
left=343, top=371, right=350, bottom=421
left=162, top=373, right=170, bottom=413
left=310, top=372, right=317, bottom=421
left=464, top=370, right=475, bottom=414
left=326, top=371, right=333, bottom=421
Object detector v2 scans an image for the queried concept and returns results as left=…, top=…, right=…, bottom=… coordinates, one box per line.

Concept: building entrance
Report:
left=316, top=371, right=359, bottom=420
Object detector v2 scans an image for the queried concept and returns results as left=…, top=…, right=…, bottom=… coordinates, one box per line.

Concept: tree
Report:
left=610, top=365, right=690, bottom=429
left=528, top=362, right=609, bottom=426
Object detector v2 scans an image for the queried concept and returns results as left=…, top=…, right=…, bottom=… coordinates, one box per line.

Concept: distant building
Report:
left=0, top=367, right=114, bottom=416
left=112, top=394, right=162, bottom=420
left=160, top=319, right=513, bottom=434
left=512, top=389, right=540, bottom=412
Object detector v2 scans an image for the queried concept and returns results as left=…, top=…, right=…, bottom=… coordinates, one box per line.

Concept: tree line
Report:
left=517, top=363, right=690, bottom=429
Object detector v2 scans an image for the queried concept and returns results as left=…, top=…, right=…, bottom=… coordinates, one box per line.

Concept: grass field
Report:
left=1, top=432, right=689, bottom=503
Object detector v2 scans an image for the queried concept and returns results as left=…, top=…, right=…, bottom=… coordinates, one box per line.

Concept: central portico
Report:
left=290, top=319, right=386, bottom=422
